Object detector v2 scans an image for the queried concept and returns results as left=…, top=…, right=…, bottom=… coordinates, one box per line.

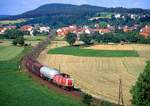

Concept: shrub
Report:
left=12, top=36, right=25, bottom=46
left=82, top=94, right=93, bottom=106
left=100, top=101, right=116, bottom=106
left=12, top=39, right=18, bottom=45
left=80, top=33, right=93, bottom=45
left=17, top=36, right=25, bottom=46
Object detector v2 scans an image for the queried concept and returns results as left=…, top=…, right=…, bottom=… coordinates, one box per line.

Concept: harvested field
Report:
left=86, top=44, right=134, bottom=50
left=132, top=44, right=150, bottom=60
left=49, top=41, right=69, bottom=49
left=86, top=44, right=150, bottom=60
left=38, top=54, right=146, bottom=105
left=38, top=42, right=150, bottom=106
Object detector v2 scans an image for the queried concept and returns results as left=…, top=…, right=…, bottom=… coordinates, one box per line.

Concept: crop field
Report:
left=87, top=44, right=150, bottom=60
left=86, top=44, right=134, bottom=50
left=48, top=46, right=139, bottom=57
left=0, top=46, right=85, bottom=106
left=132, top=44, right=150, bottom=60
left=38, top=42, right=150, bottom=105
left=0, top=45, right=24, bottom=61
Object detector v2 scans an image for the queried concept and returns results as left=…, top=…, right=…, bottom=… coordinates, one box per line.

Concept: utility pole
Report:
left=118, top=78, right=124, bottom=106
left=59, top=64, right=61, bottom=73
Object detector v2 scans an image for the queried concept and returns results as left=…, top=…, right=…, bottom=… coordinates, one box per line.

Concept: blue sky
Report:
left=0, top=0, right=150, bottom=15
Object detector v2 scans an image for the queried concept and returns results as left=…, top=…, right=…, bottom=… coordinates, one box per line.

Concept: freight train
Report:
left=24, top=57, right=74, bottom=90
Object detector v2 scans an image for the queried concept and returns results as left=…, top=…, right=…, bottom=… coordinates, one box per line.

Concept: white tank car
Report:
left=40, top=66, right=59, bottom=80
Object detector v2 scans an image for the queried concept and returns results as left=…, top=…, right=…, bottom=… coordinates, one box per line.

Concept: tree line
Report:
left=3, top=29, right=25, bottom=46
left=65, top=32, right=150, bottom=46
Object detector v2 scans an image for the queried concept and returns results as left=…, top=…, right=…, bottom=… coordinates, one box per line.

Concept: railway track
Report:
left=20, top=32, right=106, bottom=106
left=25, top=69, right=82, bottom=100
left=21, top=33, right=83, bottom=100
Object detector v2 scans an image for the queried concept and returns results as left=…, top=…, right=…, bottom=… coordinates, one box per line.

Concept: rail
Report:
left=20, top=32, right=117, bottom=106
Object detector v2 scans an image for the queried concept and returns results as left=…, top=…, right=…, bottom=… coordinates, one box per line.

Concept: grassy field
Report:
left=24, top=35, right=47, bottom=47
left=24, top=35, right=46, bottom=41
left=0, top=19, right=26, bottom=24
left=48, top=46, right=139, bottom=57
left=0, top=45, right=24, bottom=61
left=0, top=46, right=85, bottom=106
left=89, top=12, right=114, bottom=20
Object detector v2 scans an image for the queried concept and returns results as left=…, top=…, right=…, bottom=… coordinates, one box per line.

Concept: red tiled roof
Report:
left=99, top=28, right=111, bottom=33
left=20, top=25, right=33, bottom=31
left=140, top=25, right=150, bottom=38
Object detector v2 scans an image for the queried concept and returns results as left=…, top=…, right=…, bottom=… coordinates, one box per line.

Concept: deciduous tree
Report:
left=131, top=62, right=150, bottom=106
left=65, top=33, right=77, bottom=46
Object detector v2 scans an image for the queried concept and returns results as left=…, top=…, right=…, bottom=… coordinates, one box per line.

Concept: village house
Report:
left=0, top=28, right=7, bottom=34
left=56, top=27, right=69, bottom=36
left=39, top=26, right=50, bottom=33
left=140, top=25, right=150, bottom=38
left=56, top=25, right=77, bottom=37
left=115, top=14, right=121, bottom=18
left=99, top=28, right=111, bottom=34
left=20, top=25, right=33, bottom=35
left=7, top=25, right=17, bottom=29
left=57, top=24, right=112, bottom=37
left=123, top=24, right=138, bottom=33
left=123, top=26, right=134, bottom=32
left=84, top=28, right=93, bottom=34
left=107, top=24, right=115, bottom=31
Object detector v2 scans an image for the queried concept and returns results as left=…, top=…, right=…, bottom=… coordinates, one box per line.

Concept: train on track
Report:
left=24, top=57, right=74, bottom=90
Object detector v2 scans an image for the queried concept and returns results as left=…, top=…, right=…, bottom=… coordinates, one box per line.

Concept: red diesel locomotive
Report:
left=24, top=57, right=74, bottom=90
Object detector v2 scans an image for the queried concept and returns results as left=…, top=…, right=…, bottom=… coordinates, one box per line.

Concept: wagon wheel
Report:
left=40, top=74, right=46, bottom=80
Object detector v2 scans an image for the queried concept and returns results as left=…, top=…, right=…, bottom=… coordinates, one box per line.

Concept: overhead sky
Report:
left=0, top=0, right=150, bottom=15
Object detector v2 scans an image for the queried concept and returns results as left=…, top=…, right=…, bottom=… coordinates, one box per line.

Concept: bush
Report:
left=131, top=62, right=150, bottom=106
left=82, top=94, right=93, bottom=106
left=80, top=33, right=93, bottom=45
left=100, top=101, right=116, bottom=106
left=0, top=34, right=5, bottom=39
left=146, top=36, right=150, bottom=44
left=17, top=36, right=25, bottom=46
left=12, top=36, right=25, bottom=46
left=12, top=39, right=18, bottom=45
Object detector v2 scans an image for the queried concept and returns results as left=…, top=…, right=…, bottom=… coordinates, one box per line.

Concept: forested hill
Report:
left=9, top=4, right=106, bottom=19
left=6, top=3, right=150, bottom=19
left=3, top=3, right=150, bottom=27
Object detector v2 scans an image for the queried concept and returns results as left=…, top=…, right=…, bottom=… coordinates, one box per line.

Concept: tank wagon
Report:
left=25, top=57, right=74, bottom=90
left=40, top=66, right=59, bottom=80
